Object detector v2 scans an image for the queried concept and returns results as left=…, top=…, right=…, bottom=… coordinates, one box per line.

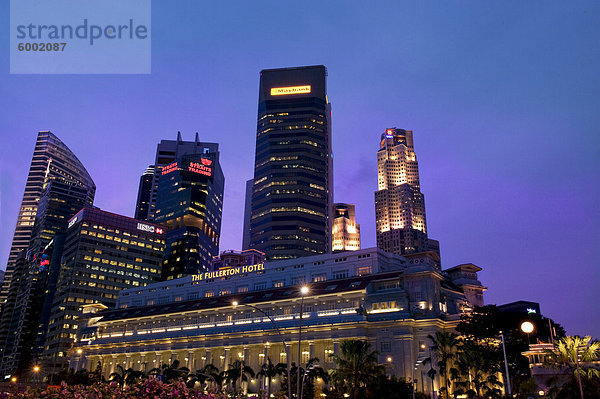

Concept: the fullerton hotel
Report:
left=70, top=247, right=485, bottom=394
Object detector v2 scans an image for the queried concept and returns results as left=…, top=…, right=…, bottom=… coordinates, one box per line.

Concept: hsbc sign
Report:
left=137, top=223, right=164, bottom=234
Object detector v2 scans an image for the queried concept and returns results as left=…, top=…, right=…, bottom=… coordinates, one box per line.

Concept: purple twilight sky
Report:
left=1, top=1, right=598, bottom=338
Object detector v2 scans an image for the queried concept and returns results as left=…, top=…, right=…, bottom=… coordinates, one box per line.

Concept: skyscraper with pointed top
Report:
left=135, top=133, right=224, bottom=279
left=375, top=128, right=439, bottom=256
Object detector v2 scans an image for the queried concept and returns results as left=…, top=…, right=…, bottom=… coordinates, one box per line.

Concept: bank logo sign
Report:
left=270, top=85, right=311, bottom=96
left=10, top=0, right=151, bottom=74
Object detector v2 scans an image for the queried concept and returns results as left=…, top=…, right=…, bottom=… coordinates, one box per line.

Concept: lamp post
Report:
left=232, top=300, right=292, bottom=399
left=500, top=331, right=512, bottom=398
left=297, top=285, right=309, bottom=399
left=521, top=321, right=534, bottom=345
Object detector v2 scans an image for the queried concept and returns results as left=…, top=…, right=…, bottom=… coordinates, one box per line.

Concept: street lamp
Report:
left=499, top=331, right=512, bottom=398
left=521, top=321, right=535, bottom=345
left=232, top=300, right=291, bottom=399
left=297, top=285, right=309, bottom=399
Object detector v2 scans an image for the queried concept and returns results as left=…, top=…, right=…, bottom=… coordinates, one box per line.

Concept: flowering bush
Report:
left=0, top=380, right=235, bottom=399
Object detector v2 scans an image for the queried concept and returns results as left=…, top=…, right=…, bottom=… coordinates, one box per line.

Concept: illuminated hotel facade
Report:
left=375, top=128, right=439, bottom=255
left=332, top=203, right=360, bottom=252
left=70, top=247, right=485, bottom=396
left=247, top=65, right=333, bottom=260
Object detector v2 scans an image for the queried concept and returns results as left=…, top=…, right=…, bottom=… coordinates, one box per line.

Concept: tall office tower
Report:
left=134, top=165, right=155, bottom=220
left=1, top=131, right=95, bottom=305
left=135, top=132, right=218, bottom=221
left=241, top=179, right=253, bottom=250
left=248, top=65, right=333, bottom=260
left=42, top=207, right=165, bottom=371
left=332, top=203, right=361, bottom=252
left=0, top=176, right=93, bottom=378
left=155, top=152, right=224, bottom=280
left=375, top=128, right=439, bottom=256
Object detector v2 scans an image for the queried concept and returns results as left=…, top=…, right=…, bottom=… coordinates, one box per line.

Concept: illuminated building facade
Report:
left=375, top=128, right=439, bottom=255
left=42, top=207, right=165, bottom=371
left=0, top=131, right=95, bottom=379
left=211, top=249, right=265, bottom=271
left=70, top=247, right=486, bottom=397
left=0, top=177, right=94, bottom=378
left=155, top=152, right=224, bottom=280
left=248, top=65, right=333, bottom=261
left=332, top=203, right=360, bottom=252
left=135, top=166, right=155, bottom=221
left=1, top=131, right=95, bottom=305
left=135, top=132, right=219, bottom=222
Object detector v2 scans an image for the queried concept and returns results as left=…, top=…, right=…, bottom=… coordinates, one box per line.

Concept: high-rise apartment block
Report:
left=248, top=65, right=333, bottom=260
left=375, top=128, right=439, bottom=255
left=332, top=203, right=360, bottom=252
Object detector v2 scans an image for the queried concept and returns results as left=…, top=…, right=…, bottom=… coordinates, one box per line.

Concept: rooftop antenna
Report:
left=195, top=132, right=199, bottom=143
left=177, top=131, right=182, bottom=143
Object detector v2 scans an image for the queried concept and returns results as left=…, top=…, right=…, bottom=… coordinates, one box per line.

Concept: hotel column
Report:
left=309, top=342, right=314, bottom=361
left=205, top=349, right=211, bottom=368
left=223, top=348, right=230, bottom=371
left=140, top=354, right=146, bottom=372
left=187, top=351, right=194, bottom=370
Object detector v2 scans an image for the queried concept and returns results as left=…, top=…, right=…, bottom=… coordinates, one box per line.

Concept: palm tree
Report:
left=453, top=345, right=502, bottom=399
left=222, top=359, right=255, bottom=393
left=148, top=359, right=189, bottom=383
left=257, top=357, right=285, bottom=397
left=109, top=365, right=146, bottom=388
left=330, top=339, right=384, bottom=399
left=426, top=331, right=459, bottom=398
left=300, top=357, right=329, bottom=399
left=545, top=335, right=600, bottom=399
left=188, top=363, right=223, bottom=391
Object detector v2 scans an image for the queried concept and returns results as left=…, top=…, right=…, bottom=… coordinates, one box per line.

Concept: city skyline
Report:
left=0, top=0, right=598, bottom=342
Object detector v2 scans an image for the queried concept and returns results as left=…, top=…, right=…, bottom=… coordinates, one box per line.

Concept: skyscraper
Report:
left=332, top=203, right=360, bottom=252
left=136, top=132, right=218, bottom=222
left=1, top=131, right=95, bottom=305
left=134, top=166, right=155, bottom=220
left=375, top=128, right=439, bottom=255
left=248, top=65, right=333, bottom=260
left=0, top=131, right=95, bottom=378
left=42, top=207, right=165, bottom=370
left=155, top=152, right=224, bottom=280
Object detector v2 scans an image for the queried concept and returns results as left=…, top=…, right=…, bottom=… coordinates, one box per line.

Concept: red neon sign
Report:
left=161, top=162, right=178, bottom=175
left=155, top=227, right=164, bottom=234
left=188, top=161, right=212, bottom=177
left=201, top=158, right=212, bottom=166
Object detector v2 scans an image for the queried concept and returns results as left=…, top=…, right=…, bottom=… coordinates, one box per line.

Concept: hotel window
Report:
left=279, top=352, right=287, bottom=364
left=205, top=290, right=215, bottom=298
left=333, top=270, right=349, bottom=280
left=174, top=296, right=183, bottom=302
left=254, top=282, right=267, bottom=290
left=273, top=279, right=285, bottom=288
left=355, top=266, right=372, bottom=276
left=219, top=289, right=231, bottom=296
left=312, top=273, right=326, bottom=283
left=291, top=276, right=305, bottom=285
left=301, top=351, right=310, bottom=363
left=237, top=286, right=248, bottom=293
left=381, top=342, right=392, bottom=353
left=188, top=293, right=199, bottom=300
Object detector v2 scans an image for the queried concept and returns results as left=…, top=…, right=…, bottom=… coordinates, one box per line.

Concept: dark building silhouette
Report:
left=248, top=65, right=333, bottom=260
left=155, top=152, right=224, bottom=280
left=134, top=166, right=155, bottom=220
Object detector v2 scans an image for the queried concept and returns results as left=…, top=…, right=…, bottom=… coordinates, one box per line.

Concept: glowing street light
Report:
left=33, top=366, right=40, bottom=373
left=521, top=321, right=535, bottom=345
left=387, top=356, right=393, bottom=363
left=11, top=377, right=17, bottom=383
left=76, top=349, right=83, bottom=354
left=297, top=285, right=310, bottom=399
